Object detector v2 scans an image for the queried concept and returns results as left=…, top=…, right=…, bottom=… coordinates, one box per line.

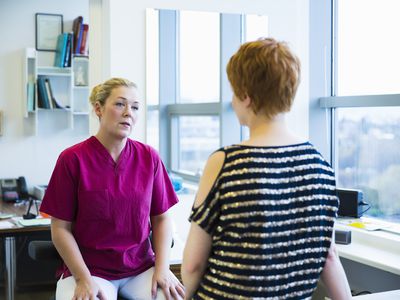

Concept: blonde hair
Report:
left=226, top=38, right=301, bottom=119
left=89, top=77, right=137, bottom=107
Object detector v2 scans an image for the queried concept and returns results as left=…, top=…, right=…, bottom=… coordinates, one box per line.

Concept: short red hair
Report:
left=226, top=38, right=301, bottom=119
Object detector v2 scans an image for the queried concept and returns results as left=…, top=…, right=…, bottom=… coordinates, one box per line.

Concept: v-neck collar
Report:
left=89, top=136, right=129, bottom=172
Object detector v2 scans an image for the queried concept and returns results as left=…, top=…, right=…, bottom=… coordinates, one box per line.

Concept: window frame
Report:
left=311, top=0, right=400, bottom=224
left=152, top=10, right=242, bottom=181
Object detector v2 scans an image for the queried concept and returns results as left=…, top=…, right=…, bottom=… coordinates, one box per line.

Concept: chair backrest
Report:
left=28, top=240, right=60, bottom=261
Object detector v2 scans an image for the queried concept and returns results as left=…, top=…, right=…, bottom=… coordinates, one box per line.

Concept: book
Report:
left=76, top=23, right=84, bottom=55
left=27, top=82, right=35, bottom=112
left=36, top=82, right=43, bottom=108
left=80, top=24, right=89, bottom=55
left=54, top=34, right=64, bottom=68
left=37, top=76, right=50, bottom=109
left=44, top=79, right=53, bottom=109
left=54, top=33, right=69, bottom=68
left=44, top=78, right=64, bottom=109
left=60, top=33, right=69, bottom=67
left=72, top=16, right=83, bottom=54
left=63, top=33, right=73, bottom=68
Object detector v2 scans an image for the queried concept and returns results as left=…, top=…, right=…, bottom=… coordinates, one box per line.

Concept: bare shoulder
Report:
left=203, top=151, right=225, bottom=176
left=194, top=150, right=226, bottom=208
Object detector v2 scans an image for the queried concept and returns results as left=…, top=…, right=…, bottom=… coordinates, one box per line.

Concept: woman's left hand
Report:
left=152, top=268, right=185, bottom=300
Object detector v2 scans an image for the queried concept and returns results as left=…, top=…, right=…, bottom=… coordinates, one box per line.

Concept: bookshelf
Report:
left=22, top=47, right=89, bottom=135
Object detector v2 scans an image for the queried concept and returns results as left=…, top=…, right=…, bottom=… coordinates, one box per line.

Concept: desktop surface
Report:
left=0, top=200, right=50, bottom=236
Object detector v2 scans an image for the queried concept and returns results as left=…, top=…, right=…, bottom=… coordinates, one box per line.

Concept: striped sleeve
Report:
left=189, top=149, right=226, bottom=234
left=189, top=184, right=221, bottom=234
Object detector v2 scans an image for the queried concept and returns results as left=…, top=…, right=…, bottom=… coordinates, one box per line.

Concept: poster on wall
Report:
left=35, top=13, right=63, bottom=51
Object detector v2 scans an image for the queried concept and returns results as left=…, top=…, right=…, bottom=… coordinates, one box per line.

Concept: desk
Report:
left=335, top=222, right=400, bottom=275
left=0, top=201, right=50, bottom=300
left=169, top=191, right=400, bottom=295
left=353, top=289, right=400, bottom=299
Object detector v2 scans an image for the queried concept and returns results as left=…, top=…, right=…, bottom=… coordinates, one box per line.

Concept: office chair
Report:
left=27, top=240, right=60, bottom=300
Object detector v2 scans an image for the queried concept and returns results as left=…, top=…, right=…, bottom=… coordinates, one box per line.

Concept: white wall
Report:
left=0, top=0, right=310, bottom=191
left=96, top=0, right=310, bottom=142
left=0, top=0, right=89, bottom=188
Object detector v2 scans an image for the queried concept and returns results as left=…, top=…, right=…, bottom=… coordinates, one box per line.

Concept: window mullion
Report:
left=167, top=103, right=220, bottom=115
left=220, top=13, right=242, bottom=147
left=320, top=94, right=400, bottom=108
left=159, top=10, right=177, bottom=169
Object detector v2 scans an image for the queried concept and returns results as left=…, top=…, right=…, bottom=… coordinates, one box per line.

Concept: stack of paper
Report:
left=18, top=218, right=51, bottom=227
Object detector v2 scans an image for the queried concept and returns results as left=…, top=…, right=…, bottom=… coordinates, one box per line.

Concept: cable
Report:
left=359, top=201, right=371, bottom=216
left=353, top=290, right=372, bottom=296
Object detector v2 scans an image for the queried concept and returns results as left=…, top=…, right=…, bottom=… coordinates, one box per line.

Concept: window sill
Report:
left=335, top=219, right=400, bottom=275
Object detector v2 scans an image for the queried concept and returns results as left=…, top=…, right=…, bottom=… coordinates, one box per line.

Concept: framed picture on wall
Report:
left=35, top=13, right=63, bottom=51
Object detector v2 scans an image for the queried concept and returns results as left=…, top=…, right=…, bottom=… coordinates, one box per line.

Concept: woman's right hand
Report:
left=73, top=277, right=106, bottom=300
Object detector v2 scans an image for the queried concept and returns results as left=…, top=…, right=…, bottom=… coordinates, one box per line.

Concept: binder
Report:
left=54, top=33, right=69, bottom=68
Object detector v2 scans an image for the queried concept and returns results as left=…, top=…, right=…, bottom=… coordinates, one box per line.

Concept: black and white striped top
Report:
left=190, top=142, right=338, bottom=300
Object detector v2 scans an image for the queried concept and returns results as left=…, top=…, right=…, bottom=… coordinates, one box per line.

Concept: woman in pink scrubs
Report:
left=40, top=78, right=184, bottom=300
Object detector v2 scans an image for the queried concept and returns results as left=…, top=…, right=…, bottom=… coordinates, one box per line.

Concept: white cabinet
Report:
left=22, top=48, right=89, bottom=135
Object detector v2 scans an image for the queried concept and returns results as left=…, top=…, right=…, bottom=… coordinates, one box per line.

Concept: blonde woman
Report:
left=41, top=78, right=185, bottom=300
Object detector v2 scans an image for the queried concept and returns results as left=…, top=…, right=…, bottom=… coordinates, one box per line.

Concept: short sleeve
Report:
left=150, top=150, right=179, bottom=216
left=189, top=183, right=221, bottom=235
left=189, top=147, right=226, bottom=235
left=39, top=152, right=78, bottom=221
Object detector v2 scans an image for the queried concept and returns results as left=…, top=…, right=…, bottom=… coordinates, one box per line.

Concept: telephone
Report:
left=0, top=176, right=29, bottom=202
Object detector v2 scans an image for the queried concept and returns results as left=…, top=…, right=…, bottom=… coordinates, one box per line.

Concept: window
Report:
left=337, top=107, right=400, bottom=221
left=244, top=14, right=268, bottom=42
left=337, top=0, right=400, bottom=96
left=174, top=11, right=221, bottom=178
left=146, top=9, right=241, bottom=180
left=146, top=9, right=271, bottom=180
left=321, top=0, right=400, bottom=223
left=241, top=14, right=269, bottom=141
left=146, top=110, right=159, bottom=151
left=175, top=116, right=219, bottom=175
left=179, top=11, right=220, bottom=103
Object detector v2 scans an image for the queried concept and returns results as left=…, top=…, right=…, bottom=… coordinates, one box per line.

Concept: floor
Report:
left=14, top=290, right=53, bottom=300
left=0, top=285, right=54, bottom=300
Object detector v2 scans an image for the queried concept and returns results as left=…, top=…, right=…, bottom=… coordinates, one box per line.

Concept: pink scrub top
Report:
left=40, top=136, right=178, bottom=280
